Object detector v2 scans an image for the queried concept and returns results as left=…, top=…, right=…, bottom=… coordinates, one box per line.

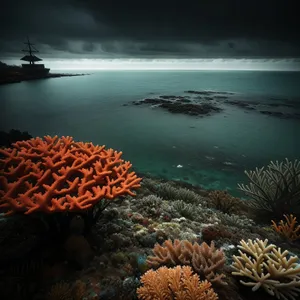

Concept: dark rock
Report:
left=258, top=110, right=300, bottom=120
left=267, top=103, right=295, bottom=108
left=215, top=96, right=228, bottom=99
left=225, top=100, right=250, bottom=108
left=138, top=98, right=172, bottom=105
left=177, top=99, right=191, bottom=103
left=294, top=113, right=300, bottom=119
left=159, top=95, right=177, bottom=99
left=260, top=110, right=285, bottom=117
left=184, top=90, right=234, bottom=95
left=0, top=129, right=32, bottom=147
left=159, top=102, right=222, bottom=116
left=129, top=93, right=225, bottom=117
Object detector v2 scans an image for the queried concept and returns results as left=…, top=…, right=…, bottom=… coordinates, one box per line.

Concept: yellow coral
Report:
left=232, top=239, right=300, bottom=300
left=271, top=214, right=300, bottom=241
left=137, top=265, right=218, bottom=300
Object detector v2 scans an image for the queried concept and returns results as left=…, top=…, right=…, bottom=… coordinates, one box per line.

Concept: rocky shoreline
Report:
left=126, top=90, right=300, bottom=121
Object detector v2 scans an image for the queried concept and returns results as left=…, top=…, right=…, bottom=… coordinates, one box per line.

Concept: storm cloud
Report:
left=0, top=0, right=299, bottom=59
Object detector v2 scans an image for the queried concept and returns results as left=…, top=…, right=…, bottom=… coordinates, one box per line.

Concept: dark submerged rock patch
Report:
left=184, top=90, right=235, bottom=95
left=131, top=95, right=222, bottom=117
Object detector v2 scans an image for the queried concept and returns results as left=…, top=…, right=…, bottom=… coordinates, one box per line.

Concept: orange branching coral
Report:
left=0, top=136, right=142, bottom=215
left=137, top=265, right=218, bottom=300
left=147, top=239, right=226, bottom=285
left=271, top=214, right=300, bottom=241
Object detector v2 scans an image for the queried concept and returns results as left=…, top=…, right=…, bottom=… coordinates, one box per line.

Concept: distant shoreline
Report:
left=0, top=61, right=90, bottom=85
left=0, top=72, right=89, bottom=85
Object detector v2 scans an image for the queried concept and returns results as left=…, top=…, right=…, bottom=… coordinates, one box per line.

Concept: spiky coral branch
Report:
left=238, top=158, right=300, bottom=218
left=147, top=239, right=226, bottom=285
left=137, top=266, right=218, bottom=300
left=271, top=214, right=300, bottom=242
left=232, top=239, right=300, bottom=300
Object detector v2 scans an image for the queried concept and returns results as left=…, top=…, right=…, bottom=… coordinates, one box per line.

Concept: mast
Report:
left=21, top=36, right=42, bottom=65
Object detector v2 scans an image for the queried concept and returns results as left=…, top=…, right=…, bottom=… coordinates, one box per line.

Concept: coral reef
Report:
left=232, top=238, right=300, bottom=300
left=1, top=137, right=299, bottom=300
left=136, top=265, right=218, bottom=300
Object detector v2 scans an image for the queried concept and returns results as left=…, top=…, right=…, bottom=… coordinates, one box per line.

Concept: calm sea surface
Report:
left=1, top=70, right=300, bottom=195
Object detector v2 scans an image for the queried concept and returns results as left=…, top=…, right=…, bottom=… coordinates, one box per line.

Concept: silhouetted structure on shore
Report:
left=20, top=37, right=50, bottom=75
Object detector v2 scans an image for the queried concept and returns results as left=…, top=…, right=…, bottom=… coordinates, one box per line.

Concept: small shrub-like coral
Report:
left=208, top=190, right=242, bottom=214
left=141, top=178, right=159, bottom=193
left=140, top=194, right=163, bottom=206
left=271, top=214, right=300, bottom=242
left=147, top=239, right=226, bottom=285
left=201, top=225, right=233, bottom=243
left=172, top=200, right=198, bottom=220
left=218, top=213, right=255, bottom=229
left=176, top=187, right=205, bottom=204
left=47, top=281, right=72, bottom=300
left=136, top=265, right=218, bottom=300
left=232, top=238, right=300, bottom=300
left=156, top=183, right=205, bottom=205
left=238, top=158, right=300, bottom=219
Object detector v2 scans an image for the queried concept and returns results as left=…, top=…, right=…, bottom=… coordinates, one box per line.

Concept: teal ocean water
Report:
left=1, top=70, right=300, bottom=196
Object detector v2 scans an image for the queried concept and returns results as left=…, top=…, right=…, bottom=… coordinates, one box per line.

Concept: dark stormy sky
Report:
left=0, top=0, right=299, bottom=68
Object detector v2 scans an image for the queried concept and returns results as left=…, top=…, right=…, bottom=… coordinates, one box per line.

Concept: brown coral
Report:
left=72, top=280, right=86, bottom=300
left=147, top=239, right=226, bottom=285
left=47, top=281, right=72, bottom=300
left=137, top=265, right=218, bottom=300
left=0, top=135, right=142, bottom=215
left=271, top=214, right=300, bottom=242
left=201, top=225, right=233, bottom=243
left=208, top=190, right=242, bottom=214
